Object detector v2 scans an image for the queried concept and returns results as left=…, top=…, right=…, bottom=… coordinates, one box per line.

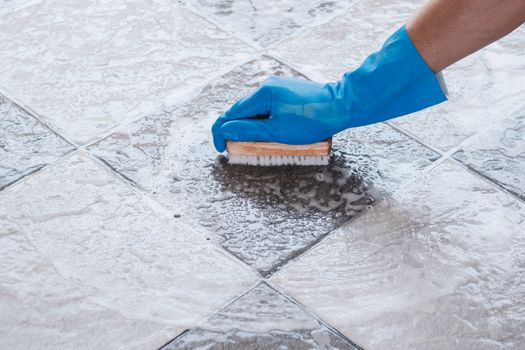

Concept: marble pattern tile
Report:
left=161, top=283, right=359, bottom=350
left=272, top=160, right=525, bottom=349
left=270, top=0, right=525, bottom=151
left=0, top=0, right=254, bottom=144
left=453, top=109, right=525, bottom=201
left=0, top=95, right=74, bottom=190
left=177, top=0, right=357, bottom=48
left=0, top=152, right=256, bottom=349
left=89, top=57, right=439, bottom=276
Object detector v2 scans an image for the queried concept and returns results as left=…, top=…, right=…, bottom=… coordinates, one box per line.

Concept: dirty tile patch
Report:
left=178, top=0, right=357, bottom=48
left=272, top=160, right=525, bottom=349
left=0, top=95, right=73, bottom=190
left=453, top=110, right=525, bottom=201
left=90, top=57, right=439, bottom=276
left=0, top=152, right=256, bottom=341
left=271, top=0, right=525, bottom=151
left=0, top=234, right=179, bottom=350
left=161, top=282, right=359, bottom=350
left=0, top=0, right=254, bottom=144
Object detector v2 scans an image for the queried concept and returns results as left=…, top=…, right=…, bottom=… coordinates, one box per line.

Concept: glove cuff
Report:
left=338, top=25, right=448, bottom=128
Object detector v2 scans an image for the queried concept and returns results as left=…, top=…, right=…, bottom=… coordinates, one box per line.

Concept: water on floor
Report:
left=1, top=0, right=524, bottom=349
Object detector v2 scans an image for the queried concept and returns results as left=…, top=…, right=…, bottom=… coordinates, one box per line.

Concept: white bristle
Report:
left=227, top=154, right=329, bottom=166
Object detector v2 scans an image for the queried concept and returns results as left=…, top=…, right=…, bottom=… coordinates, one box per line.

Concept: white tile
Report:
left=0, top=152, right=256, bottom=348
left=272, top=161, right=525, bottom=349
left=393, top=27, right=525, bottom=151
left=0, top=0, right=254, bottom=144
left=271, top=0, right=525, bottom=151
left=178, top=0, right=357, bottom=48
left=163, top=283, right=358, bottom=349
left=453, top=109, right=525, bottom=201
left=270, top=0, right=423, bottom=81
left=0, top=234, right=178, bottom=350
left=0, top=95, right=73, bottom=190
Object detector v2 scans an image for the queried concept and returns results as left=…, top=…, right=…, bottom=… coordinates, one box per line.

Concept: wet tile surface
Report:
left=271, top=0, right=525, bottom=151
left=177, top=0, right=356, bottom=48
left=0, top=95, right=74, bottom=190
left=270, top=0, right=421, bottom=81
left=0, top=0, right=254, bottom=144
left=161, top=282, right=359, bottom=350
left=392, top=27, right=525, bottom=151
left=0, top=234, right=178, bottom=350
left=89, top=57, right=439, bottom=276
left=453, top=109, right=525, bottom=201
left=272, top=160, right=525, bottom=349
left=0, top=152, right=256, bottom=348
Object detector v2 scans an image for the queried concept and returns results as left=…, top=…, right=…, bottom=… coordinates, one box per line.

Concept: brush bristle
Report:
left=227, top=155, right=329, bottom=166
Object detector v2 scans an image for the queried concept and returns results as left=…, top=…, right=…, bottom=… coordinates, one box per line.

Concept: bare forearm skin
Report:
left=407, top=0, right=525, bottom=72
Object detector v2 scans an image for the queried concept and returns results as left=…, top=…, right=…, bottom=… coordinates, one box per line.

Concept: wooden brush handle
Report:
left=226, top=138, right=332, bottom=157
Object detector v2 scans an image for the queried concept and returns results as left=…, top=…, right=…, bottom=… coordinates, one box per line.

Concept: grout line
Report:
left=264, top=52, right=324, bottom=81
left=82, top=53, right=261, bottom=149
left=81, top=53, right=260, bottom=149
left=0, top=89, right=79, bottom=148
left=265, top=280, right=365, bottom=350
left=386, top=121, right=447, bottom=157
left=0, top=150, right=82, bottom=193
left=0, top=50, right=261, bottom=194
left=270, top=150, right=448, bottom=280
left=84, top=150, right=264, bottom=280
left=175, top=3, right=262, bottom=53
left=176, top=0, right=364, bottom=56
left=0, top=165, right=46, bottom=192
left=156, top=329, right=190, bottom=350
left=389, top=119, right=525, bottom=205
left=447, top=156, right=525, bottom=205
left=262, top=0, right=365, bottom=52
left=156, top=280, right=263, bottom=349
left=160, top=279, right=364, bottom=350
left=0, top=148, right=78, bottom=193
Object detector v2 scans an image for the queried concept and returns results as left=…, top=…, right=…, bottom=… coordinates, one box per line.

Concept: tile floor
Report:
left=0, top=0, right=524, bottom=349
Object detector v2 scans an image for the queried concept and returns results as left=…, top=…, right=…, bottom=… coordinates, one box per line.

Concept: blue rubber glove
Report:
left=212, top=25, right=447, bottom=152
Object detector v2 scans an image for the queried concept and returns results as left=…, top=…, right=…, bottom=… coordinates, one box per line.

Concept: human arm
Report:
left=408, top=0, right=525, bottom=72
left=212, top=0, right=525, bottom=152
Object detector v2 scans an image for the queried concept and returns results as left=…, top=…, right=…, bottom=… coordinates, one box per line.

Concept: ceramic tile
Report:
left=178, top=0, right=357, bottom=48
left=453, top=109, right=525, bottom=201
left=0, top=0, right=36, bottom=15
left=89, top=57, right=439, bottom=276
left=0, top=152, right=256, bottom=346
left=271, top=0, right=525, bottom=151
left=392, top=26, right=525, bottom=151
left=270, top=0, right=422, bottom=81
left=161, top=283, right=359, bottom=350
left=0, top=0, right=254, bottom=144
left=272, top=160, right=525, bottom=349
left=0, top=234, right=178, bottom=350
left=0, top=95, right=73, bottom=190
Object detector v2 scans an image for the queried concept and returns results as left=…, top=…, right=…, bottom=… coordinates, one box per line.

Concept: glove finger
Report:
left=212, top=86, right=272, bottom=152
left=220, top=118, right=277, bottom=143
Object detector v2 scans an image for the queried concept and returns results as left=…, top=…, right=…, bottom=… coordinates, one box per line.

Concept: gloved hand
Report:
left=212, top=25, right=447, bottom=153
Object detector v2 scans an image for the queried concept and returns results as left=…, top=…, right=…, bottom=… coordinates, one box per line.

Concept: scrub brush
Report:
left=226, top=138, right=332, bottom=166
